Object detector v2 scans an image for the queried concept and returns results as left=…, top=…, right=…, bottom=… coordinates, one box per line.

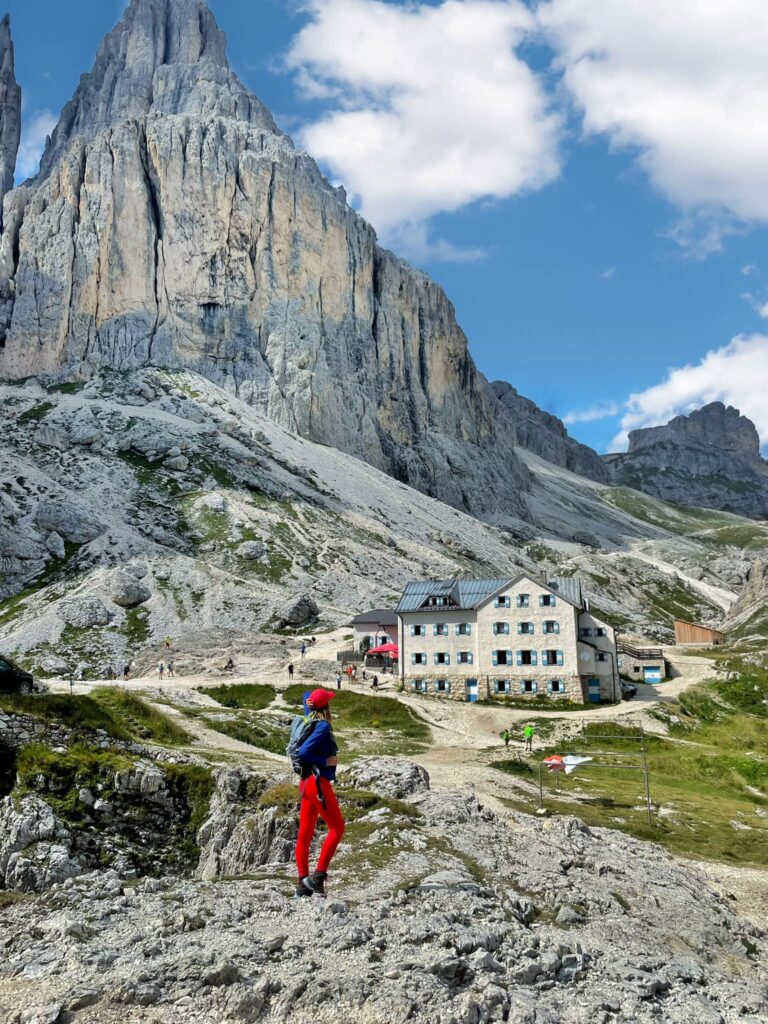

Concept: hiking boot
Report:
left=294, top=877, right=313, bottom=898
left=305, top=871, right=328, bottom=896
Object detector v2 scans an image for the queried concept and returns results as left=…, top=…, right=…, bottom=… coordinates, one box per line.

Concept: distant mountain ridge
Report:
left=604, top=403, right=768, bottom=520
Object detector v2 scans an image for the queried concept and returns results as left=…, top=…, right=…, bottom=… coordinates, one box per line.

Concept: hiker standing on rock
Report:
left=291, top=689, right=345, bottom=897
left=288, top=663, right=294, bottom=681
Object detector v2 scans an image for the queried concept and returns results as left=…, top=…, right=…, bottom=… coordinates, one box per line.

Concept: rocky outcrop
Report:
left=605, top=403, right=768, bottom=519
left=490, top=381, right=608, bottom=482
left=0, top=0, right=530, bottom=519
left=0, top=14, right=20, bottom=211
left=277, top=593, right=319, bottom=628
left=340, top=756, right=430, bottom=800
left=724, top=559, right=768, bottom=637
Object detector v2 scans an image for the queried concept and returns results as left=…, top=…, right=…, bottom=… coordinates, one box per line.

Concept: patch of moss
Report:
left=161, top=762, right=214, bottom=865
left=198, top=683, right=276, bottom=711
left=0, top=693, right=132, bottom=740
left=15, top=744, right=134, bottom=824
left=18, top=401, right=55, bottom=423
left=91, top=688, right=191, bottom=745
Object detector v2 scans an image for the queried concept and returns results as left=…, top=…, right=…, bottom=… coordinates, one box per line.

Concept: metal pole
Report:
left=538, top=762, right=544, bottom=810
left=641, top=729, right=653, bottom=829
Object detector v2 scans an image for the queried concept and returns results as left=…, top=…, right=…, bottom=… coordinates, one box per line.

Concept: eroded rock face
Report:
left=605, top=403, right=768, bottom=519
left=0, top=0, right=531, bottom=520
left=0, top=14, right=20, bottom=211
left=340, top=757, right=430, bottom=800
left=490, top=381, right=608, bottom=482
left=0, top=795, right=82, bottom=892
left=59, top=595, right=111, bottom=629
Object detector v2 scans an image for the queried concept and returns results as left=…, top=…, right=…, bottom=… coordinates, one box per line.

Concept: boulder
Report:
left=237, top=541, right=267, bottom=561
left=277, top=594, right=319, bottom=628
left=34, top=499, right=103, bottom=544
left=165, top=455, right=189, bottom=472
left=59, top=596, right=111, bottom=629
left=45, top=532, right=66, bottom=559
left=340, top=758, right=430, bottom=800
left=110, top=571, right=151, bottom=608
left=0, top=795, right=83, bottom=892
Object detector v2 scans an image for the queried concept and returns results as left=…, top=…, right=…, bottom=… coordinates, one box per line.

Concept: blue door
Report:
left=587, top=678, right=601, bottom=703
left=466, top=679, right=479, bottom=703
left=643, top=666, right=662, bottom=684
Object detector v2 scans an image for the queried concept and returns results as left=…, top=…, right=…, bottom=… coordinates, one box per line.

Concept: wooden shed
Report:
left=674, top=619, right=725, bottom=646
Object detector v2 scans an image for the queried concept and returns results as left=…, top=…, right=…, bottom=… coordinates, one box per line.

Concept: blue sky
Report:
left=7, top=0, right=768, bottom=453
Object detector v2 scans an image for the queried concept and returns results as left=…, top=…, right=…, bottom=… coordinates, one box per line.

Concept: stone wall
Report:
left=403, top=674, right=586, bottom=703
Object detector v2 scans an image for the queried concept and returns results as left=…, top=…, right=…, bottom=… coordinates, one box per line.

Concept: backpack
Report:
left=287, top=716, right=318, bottom=775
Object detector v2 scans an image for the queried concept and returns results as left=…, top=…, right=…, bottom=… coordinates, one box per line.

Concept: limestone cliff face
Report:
left=490, top=381, right=608, bottom=482
left=0, top=14, right=20, bottom=213
left=0, top=0, right=529, bottom=516
left=604, top=403, right=768, bottom=520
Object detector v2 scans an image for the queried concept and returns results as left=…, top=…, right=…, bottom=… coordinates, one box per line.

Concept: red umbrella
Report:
left=367, top=642, right=399, bottom=657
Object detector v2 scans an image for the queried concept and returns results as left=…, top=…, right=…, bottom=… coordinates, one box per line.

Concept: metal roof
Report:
left=396, top=578, right=511, bottom=612
left=350, top=608, right=398, bottom=626
left=548, top=576, right=583, bottom=608
left=397, top=573, right=586, bottom=613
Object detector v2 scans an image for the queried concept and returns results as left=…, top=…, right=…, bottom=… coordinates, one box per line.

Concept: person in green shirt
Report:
left=523, top=723, right=535, bottom=752
left=501, top=728, right=511, bottom=749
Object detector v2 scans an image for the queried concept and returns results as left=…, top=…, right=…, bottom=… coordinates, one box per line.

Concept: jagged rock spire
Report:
left=39, top=0, right=277, bottom=178
left=0, top=13, right=21, bottom=209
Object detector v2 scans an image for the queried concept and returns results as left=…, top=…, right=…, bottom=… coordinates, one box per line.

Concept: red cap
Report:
left=307, top=688, right=336, bottom=710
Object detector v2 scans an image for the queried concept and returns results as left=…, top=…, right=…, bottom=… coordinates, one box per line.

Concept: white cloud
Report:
left=742, top=264, right=759, bottom=277
left=742, top=292, right=768, bottom=319
left=598, top=267, right=616, bottom=281
left=17, top=109, right=56, bottom=180
left=286, top=0, right=561, bottom=259
left=562, top=401, right=619, bottom=426
left=610, top=334, right=768, bottom=450
left=538, top=0, right=768, bottom=253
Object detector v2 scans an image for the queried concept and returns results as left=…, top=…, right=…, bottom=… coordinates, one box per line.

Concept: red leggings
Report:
left=295, top=776, right=346, bottom=878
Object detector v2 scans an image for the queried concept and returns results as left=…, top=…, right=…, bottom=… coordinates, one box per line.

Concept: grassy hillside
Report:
left=494, top=658, right=768, bottom=866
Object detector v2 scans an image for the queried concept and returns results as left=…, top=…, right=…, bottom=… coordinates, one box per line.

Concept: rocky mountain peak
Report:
left=38, top=0, right=278, bottom=178
left=0, top=12, right=20, bottom=208
left=628, top=401, right=761, bottom=459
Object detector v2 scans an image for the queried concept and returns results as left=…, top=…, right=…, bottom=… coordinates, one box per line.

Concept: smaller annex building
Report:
left=396, top=573, right=619, bottom=703
left=674, top=619, right=726, bottom=647
left=350, top=609, right=398, bottom=651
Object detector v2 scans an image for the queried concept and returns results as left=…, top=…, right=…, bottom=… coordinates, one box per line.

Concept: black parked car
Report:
left=0, top=656, right=37, bottom=695
left=621, top=680, right=638, bottom=701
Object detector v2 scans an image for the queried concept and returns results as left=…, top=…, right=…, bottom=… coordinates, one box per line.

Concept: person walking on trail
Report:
left=122, top=663, right=130, bottom=682
left=158, top=661, right=165, bottom=680
left=167, top=660, right=174, bottom=679
left=300, top=643, right=307, bottom=660
left=336, top=671, right=342, bottom=691
left=501, top=728, right=511, bottom=750
left=288, top=663, right=294, bottom=681
left=293, top=689, right=345, bottom=897
left=372, top=674, right=379, bottom=691
left=523, top=724, right=535, bottom=752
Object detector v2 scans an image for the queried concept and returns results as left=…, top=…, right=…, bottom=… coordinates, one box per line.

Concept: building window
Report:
left=494, top=596, right=511, bottom=608
left=411, top=653, right=427, bottom=666
left=540, top=594, right=556, bottom=607
left=435, top=679, right=451, bottom=694
left=434, top=652, right=450, bottom=665
left=520, top=680, right=538, bottom=694
left=595, top=627, right=607, bottom=638
left=433, top=623, right=448, bottom=637
left=543, top=621, right=559, bottom=635
left=456, top=623, right=472, bottom=636
left=596, top=652, right=608, bottom=663
left=517, top=594, right=530, bottom=608
left=411, top=624, right=426, bottom=637
left=457, top=651, right=473, bottom=665
left=542, top=650, right=563, bottom=667
left=633, top=665, right=641, bottom=673
left=518, top=622, right=535, bottom=635
left=495, top=680, right=511, bottom=694
left=517, top=650, right=537, bottom=666
left=411, top=680, right=427, bottom=692
left=548, top=680, right=564, bottom=694
left=580, top=627, right=593, bottom=638
left=493, top=650, right=512, bottom=667
left=493, top=622, right=510, bottom=636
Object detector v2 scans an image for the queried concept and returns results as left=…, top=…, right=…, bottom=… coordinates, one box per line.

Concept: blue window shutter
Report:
left=557, top=651, right=564, bottom=666
left=539, top=595, right=544, bottom=607
left=433, top=653, right=439, bottom=665
left=529, top=623, right=535, bottom=635
left=516, top=651, right=523, bottom=666
left=410, top=625, right=415, bottom=637
left=531, top=651, right=538, bottom=666
left=411, top=654, right=416, bottom=665
left=445, top=654, right=450, bottom=666
left=468, top=652, right=473, bottom=665
left=492, top=651, right=498, bottom=667
left=532, top=682, right=538, bottom=694
left=467, top=624, right=471, bottom=636
left=519, top=681, right=526, bottom=695
left=455, top=624, right=460, bottom=636
left=432, top=624, right=437, bottom=636
left=555, top=622, right=560, bottom=634
left=517, top=622, right=522, bottom=634
left=547, top=681, right=553, bottom=694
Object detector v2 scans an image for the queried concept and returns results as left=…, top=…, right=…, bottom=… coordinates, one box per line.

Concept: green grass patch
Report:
left=91, top=688, right=190, bottom=745
left=0, top=693, right=132, bottom=740
left=198, top=713, right=287, bottom=754
left=198, top=683, right=276, bottom=711
left=15, top=743, right=134, bottom=823
left=18, top=401, right=55, bottom=423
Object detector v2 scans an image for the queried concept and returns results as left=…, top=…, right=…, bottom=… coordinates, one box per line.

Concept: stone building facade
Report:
left=396, top=574, right=619, bottom=703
